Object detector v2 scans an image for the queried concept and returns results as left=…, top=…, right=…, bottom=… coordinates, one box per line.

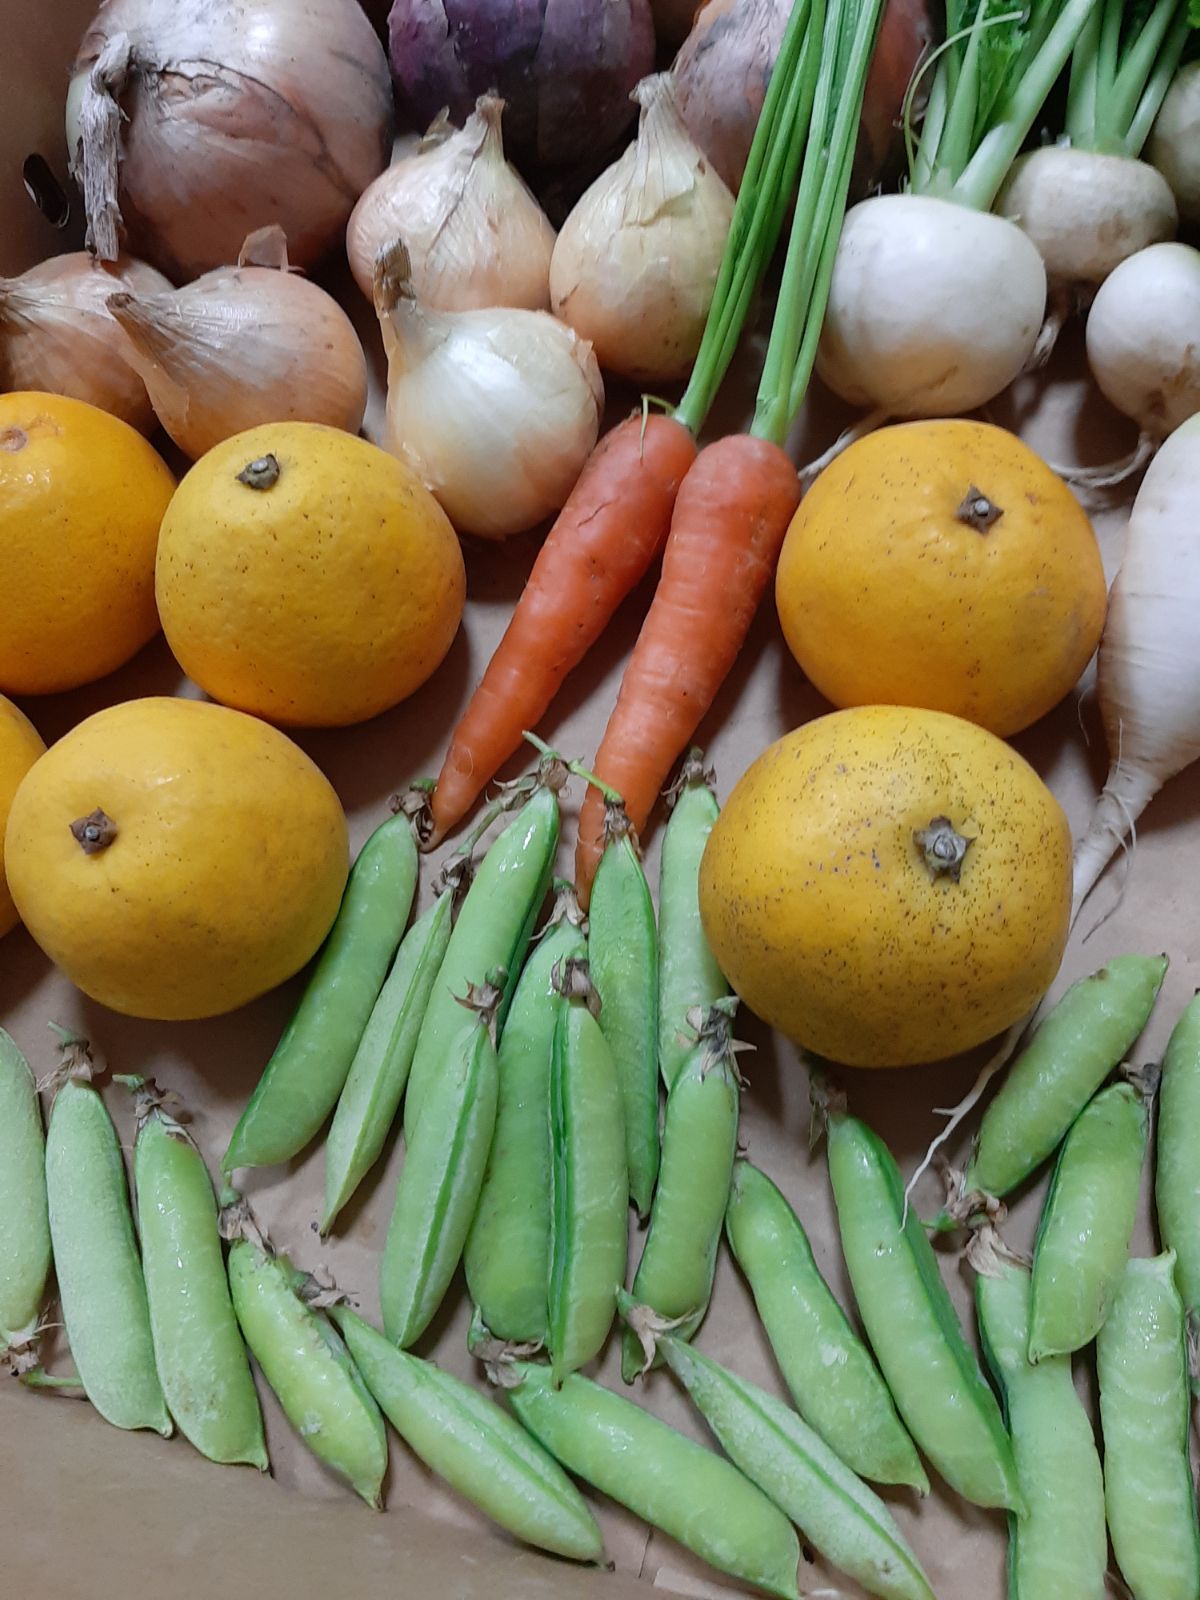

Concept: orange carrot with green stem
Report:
left=576, top=0, right=887, bottom=899
left=425, top=0, right=824, bottom=848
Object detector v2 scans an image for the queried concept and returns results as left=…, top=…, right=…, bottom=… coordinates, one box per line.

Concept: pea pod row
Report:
left=1028, top=1073, right=1150, bottom=1361
left=824, top=1096, right=1023, bottom=1513
left=322, top=889, right=455, bottom=1233
left=505, top=1361, right=802, bottom=1600
left=622, top=1298, right=934, bottom=1600
left=657, top=750, right=728, bottom=1090
left=547, top=960, right=628, bottom=1384
left=0, top=1029, right=50, bottom=1358
left=127, top=1079, right=266, bottom=1469
left=380, top=978, right=501, bottom=1348
left=956, top=953, right=1167, bottom=1208
left=973, top=1230, right=1106, bottom=1600
left=465, top=886, right=587, bottom=1345
left=725, top=1158, right=926, bottom=1491
left=1097, top=1252, right=1200, bottom=1600
left=334, top=1307, right=604, bottom=1562
left=223, top=1200, right=387, bottom=1507
left=587, top=795, right=660, bottom=1219
left=622, top=1001, right=740, bottom=1382
left=404, top=765, right=563, bottom=1138
left=44, top=1038, right=171, bottom=1435
left=224, top=812, right=419, bottom=1174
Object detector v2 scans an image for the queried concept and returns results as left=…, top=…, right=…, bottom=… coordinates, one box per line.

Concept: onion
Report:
left=67, top=0, right=393, bottom=281
left=107, top=227, right=369, bottom=460
left=550, top=74, right=734, bottom=382
left=0, top=252, right=170, bottom=433
left=374, top=244, right=604, bottom=540
left=385, top=0, right=655, bottom=170
left=346, top=95, right=556, bottom=310
left=672, top=0, right=930, bottom=193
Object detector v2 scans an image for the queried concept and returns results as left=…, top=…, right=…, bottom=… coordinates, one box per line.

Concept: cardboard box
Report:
left=2, top=7, right=1190, bottom=1597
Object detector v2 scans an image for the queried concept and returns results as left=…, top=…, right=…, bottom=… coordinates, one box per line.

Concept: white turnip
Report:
left=1149, top=61, right=1200, bottom=224
left=1073, top=415, right=1200, bottom=916
left=1086, top=242, right=1200, bottom=441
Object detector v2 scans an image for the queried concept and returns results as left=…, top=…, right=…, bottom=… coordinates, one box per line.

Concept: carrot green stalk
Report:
left=426, top=0, right=821, bottom=848
left=576, top=0, right=885, bottom=897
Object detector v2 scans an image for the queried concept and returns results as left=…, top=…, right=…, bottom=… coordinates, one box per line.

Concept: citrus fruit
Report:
left=0, top=696, right=46, bottom=938
left=0, top=392, right=175, bottom=694
left=155, top=422, right=467, bottom=727
left=5, top=696, right=349, bottom=1020
left=698, top=706, right=1072, bottom=1068
left=776, top=420, right=1107, bottom=736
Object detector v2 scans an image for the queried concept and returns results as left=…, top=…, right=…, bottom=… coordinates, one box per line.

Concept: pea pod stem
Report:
left=619, top=1293, right=935, bottom=1600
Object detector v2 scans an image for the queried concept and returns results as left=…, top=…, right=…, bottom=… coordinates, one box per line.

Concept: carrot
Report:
left=428, top=416, right=696, bottom=845
left=575, top=0, right=886, bottom=900
left=426, top=0, right=824, bottom=846
left=575, top=437, right=800, bottom=897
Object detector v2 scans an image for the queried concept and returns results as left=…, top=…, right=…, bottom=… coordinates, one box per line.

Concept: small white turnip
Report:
left=1086, top=242, right=1200, bottom=441
left=996, top=147, right=1177, bottom=290
left=815, top=194, right=1047, bottom=417
left=1148, top=61, right=1200, bottom=226
left=1073, top=414, right=1200, bottom=916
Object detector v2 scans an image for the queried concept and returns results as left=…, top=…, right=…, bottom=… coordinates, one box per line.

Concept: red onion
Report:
left=386, top=0, right=656, bottom=169
left=673, top=0, right=931, bottom=195
left=67, top=0, right=393, bottom=281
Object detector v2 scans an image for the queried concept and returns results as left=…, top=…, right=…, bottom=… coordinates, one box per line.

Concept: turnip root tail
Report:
left=1071, top=762, right=1162, bottom=925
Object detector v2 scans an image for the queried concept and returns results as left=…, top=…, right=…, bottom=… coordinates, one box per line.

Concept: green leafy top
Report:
left=1066, top=0, right=1194, bottom=155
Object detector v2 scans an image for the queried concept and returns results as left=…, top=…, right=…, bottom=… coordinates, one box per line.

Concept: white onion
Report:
left=0, top=252, right=170, bottom=432
left=107, top=227, right=369, bottom=460
left=346, top=95, right=556, bottom=312
left=67, top=0, right=392, bottom=280
left=375, top=246, right=603, bottom=541
left=550, top=74, right=734, bottom=383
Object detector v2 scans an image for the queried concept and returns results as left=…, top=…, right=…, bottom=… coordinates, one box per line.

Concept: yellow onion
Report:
left=375, top=244, right=603, bottom=541
left=550, top=75, right=734, bottom=383
left=0, top=252, right=170, bottom=432
left=67, top=0, right=392, bottom=280
left=346, top=95, right=556, bottom=311
left=107, top=227, right=369, bottom=460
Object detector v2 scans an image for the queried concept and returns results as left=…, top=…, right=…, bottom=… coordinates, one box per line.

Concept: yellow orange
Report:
left=0, top=392, right=174, bottom=694
left=0, top=696, right=46, bottom=937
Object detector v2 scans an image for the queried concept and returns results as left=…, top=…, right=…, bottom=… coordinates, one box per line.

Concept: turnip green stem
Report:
left=1067, top=0, right=1191, bottom=155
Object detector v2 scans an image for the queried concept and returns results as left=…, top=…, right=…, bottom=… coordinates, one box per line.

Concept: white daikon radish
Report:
left=1073, top=415, right=1200, bottom=916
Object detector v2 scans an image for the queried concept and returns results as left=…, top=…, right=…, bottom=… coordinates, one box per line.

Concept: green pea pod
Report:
left=322, top=891, right=455, bottom=1233
left=128, top=1084, right=266, bottom=1469
left=826, top=1105, right=1022, bottom=1513
left=725, top=1159, right=927, bottom=1492
left=226, top=1228, right=387, bottom=1507
left=224, top=812, right=419, bottom=1174
left=1097, top=1253, right=1200, bottom=1600
left=0, top=1030, right=50, bottom=1354
left=506, top=1362, right=801, bottom=1600
left=1028, top=1077, right=1150, bottom=1362
left=630, top=1306, right=934, bottom=1600
left=547, top=961, right=628, bottom=1383
left=1155, top=994, right=1200, bottom=1340
left=44, top=1047, right=171, bottom=1435
left=658, top=751, right=727, bottom=1090
left=404, top=775, right=561, bottom=1138
left=622, top=1004, right=739, bottom=1382
left=974, top=1233, right=1106, bottom=1600
left=333, top=1307, right=603, bottom=1562
left=963, top=954, right=1167, bottom=1202
left=381, top=982, right=500, bottom=1348
left=588, top=805, right=660, bottom=1218
left=465, top=888, right=586, bottom=1344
